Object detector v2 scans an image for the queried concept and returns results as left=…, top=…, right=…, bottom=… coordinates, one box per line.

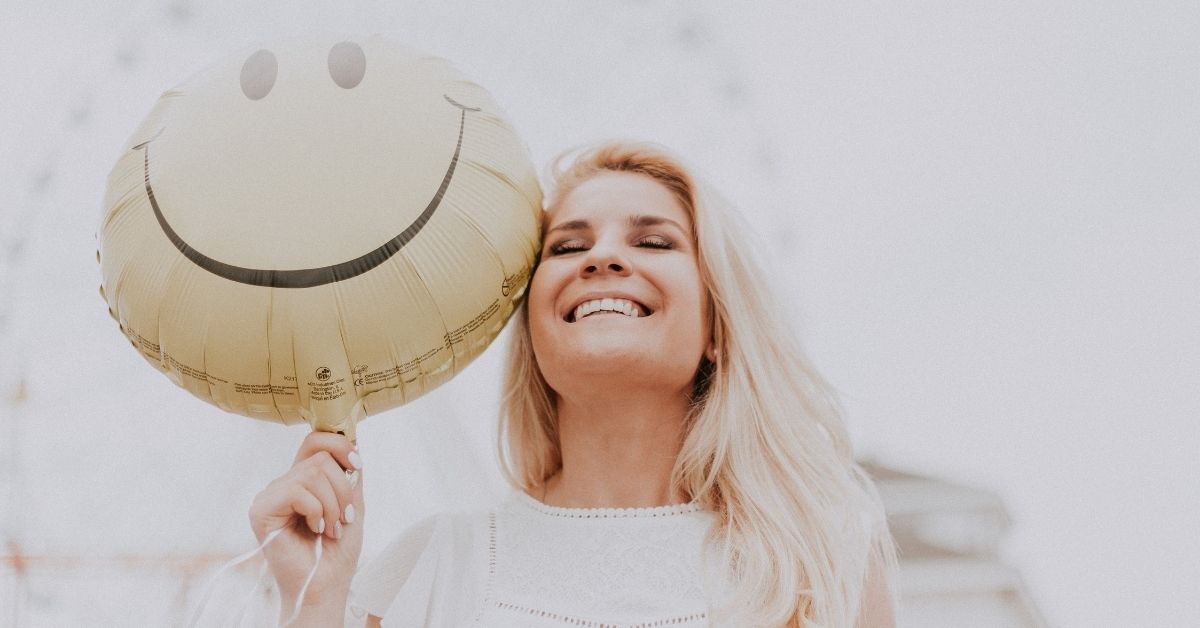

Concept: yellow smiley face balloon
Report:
left=99, top=36, right=542, bottom=439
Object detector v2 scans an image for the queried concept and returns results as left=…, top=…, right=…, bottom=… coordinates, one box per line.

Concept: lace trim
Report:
left=474, top=511, right=498, bottom=623
left=494, top=601, right=707, bottom=626
left=513, top=490, right=702, bottom=519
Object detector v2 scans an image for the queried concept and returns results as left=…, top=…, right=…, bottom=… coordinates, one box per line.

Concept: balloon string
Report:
left=184, top=526, right=324, bottom=628
left=234, top=559, right=271, bottom=627
left=185, top=527, right=282, bottom=628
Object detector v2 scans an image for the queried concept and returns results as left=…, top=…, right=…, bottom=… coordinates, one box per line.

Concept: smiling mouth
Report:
left=565, top=297, right=652, bottom=323
left=134, top=94, right=480, bottom=289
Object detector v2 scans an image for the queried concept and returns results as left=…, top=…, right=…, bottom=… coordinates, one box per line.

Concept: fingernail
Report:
left=333, top=521, right=343, bottom=539
left=347, top=470, right=359, bottom=489
left=348, top=450, right=363, bottom=470
left=344, top=504, right=357, bottom=524
left=317, top=519, right=326, bottom=535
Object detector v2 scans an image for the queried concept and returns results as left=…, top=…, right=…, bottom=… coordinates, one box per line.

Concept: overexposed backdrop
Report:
left=1, top=1, right=1197, bottom=626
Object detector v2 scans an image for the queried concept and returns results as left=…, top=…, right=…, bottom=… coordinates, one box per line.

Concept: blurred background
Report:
left=1, top=1, right=1197, bottom=626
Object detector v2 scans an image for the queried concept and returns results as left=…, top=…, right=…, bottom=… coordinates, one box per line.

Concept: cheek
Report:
left=527, top=266, right=556, bottom=319
left=526, top=267, right=559, bottom=351
left=673, top=261, right=706, bottom=308
left=682, top=270, right=712, bottom=346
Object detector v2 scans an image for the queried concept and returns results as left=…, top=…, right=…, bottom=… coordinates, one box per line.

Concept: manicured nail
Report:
left=344, top=504, right=357, bottom=524
left=317, top=519, right=326, bottom=535
left=333, top=521, right=343, bottom=539
left=348, top=450, right=363, bottom=470
left=347, top=470, right=359, bottom=489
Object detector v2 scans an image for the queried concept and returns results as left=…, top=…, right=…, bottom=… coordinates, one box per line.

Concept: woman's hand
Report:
left=249, top=431, right=364, bottom=621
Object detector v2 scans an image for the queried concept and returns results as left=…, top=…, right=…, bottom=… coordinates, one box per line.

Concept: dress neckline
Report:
left=513, top=489, right=703, bottom=519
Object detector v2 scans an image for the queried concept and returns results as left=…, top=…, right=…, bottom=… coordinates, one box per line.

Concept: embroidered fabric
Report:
left=350, top=490, right=722, bottom=627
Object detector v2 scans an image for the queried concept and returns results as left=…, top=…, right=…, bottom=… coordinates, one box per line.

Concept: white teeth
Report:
left=571, top=298, right=643, bottom=322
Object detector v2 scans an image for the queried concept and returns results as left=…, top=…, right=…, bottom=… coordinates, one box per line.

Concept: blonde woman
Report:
left=250, top=142, right=899, bottom=627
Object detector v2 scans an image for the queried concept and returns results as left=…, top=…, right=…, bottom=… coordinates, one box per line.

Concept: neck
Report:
left=541, top=387, right=692, bottom=509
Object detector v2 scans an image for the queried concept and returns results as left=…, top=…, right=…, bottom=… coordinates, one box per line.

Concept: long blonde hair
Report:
left=497, top=142, right=898, bottom=627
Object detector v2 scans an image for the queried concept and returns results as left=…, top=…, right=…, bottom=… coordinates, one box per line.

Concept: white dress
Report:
left=348, top=490, right=726, bottom=627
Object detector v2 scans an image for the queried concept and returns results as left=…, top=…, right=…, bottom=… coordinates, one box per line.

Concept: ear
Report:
left=705, top=343, right=717, bottom=363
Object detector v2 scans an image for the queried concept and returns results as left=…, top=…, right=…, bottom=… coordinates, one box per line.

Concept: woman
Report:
left=250, top=142, right=899, bottom=627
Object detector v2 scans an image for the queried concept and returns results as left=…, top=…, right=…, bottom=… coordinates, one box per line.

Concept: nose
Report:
left=580, top=241, right=631, bottom=277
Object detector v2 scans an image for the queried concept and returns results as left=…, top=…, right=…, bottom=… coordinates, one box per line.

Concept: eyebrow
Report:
left=545, top=215, right=688, bottom=235
left=627, top=214, right=687, bottom=232
left=545, top=219, right=590, bottom=235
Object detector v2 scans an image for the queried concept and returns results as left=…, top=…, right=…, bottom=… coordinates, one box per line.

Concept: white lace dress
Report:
left=348, top=490, right=724, bottom=627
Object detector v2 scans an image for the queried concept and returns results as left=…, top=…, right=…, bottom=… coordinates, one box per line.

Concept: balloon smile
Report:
left=135, top=94, right=480, bottom=288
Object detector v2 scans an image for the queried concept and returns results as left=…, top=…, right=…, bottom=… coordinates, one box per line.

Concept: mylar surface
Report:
left=98, top=36, right=542, bottom=439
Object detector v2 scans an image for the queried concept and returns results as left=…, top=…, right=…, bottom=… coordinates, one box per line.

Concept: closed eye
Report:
left=637, top=235, right=674, bottom=249
left=548, top=239, right=588, bottom=255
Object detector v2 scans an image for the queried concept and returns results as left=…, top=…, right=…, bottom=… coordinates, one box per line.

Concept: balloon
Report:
left=98, top=36, right=542, bottom=439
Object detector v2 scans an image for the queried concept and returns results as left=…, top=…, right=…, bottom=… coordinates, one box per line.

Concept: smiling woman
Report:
left=250, top=142, right=899, bottom=627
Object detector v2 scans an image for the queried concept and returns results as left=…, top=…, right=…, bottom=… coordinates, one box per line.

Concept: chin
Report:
left=550, top=344, right=641, bottom=373
left=542, top=345, right=699, bottom=396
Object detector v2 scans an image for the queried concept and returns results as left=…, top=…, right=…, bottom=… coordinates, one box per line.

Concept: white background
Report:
left=1, top=1, right=1197, bottom=626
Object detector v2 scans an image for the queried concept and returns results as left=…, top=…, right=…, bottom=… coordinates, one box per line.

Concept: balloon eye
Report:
left=328, top=41, right=366, bottom=89
left=240, top=49, right=277, bottom=100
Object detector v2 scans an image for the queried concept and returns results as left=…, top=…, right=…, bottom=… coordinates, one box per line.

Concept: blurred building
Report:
left=863, top=462, right=1050, bottom=628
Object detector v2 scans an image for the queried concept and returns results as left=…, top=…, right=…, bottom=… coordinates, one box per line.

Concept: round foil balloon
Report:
left=98, top=36, right=542, bottom=439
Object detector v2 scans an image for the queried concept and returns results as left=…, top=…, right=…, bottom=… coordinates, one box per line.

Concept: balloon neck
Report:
left=299, top=398, right=364, bottom=443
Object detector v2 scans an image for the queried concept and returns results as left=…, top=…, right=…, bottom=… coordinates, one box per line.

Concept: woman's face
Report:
left=529, top=171, right=711, bottom=397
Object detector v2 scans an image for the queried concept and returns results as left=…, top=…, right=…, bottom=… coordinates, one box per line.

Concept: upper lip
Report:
left=564, top=292, right=653, bottom=322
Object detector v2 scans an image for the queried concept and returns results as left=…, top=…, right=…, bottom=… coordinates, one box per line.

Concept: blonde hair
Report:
left=497, top=142, right=898, bottom=626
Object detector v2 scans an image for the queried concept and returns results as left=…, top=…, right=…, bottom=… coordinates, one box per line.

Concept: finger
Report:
left=350, top=466, right=363, bottom=521
left=312, top=452, right=358, bottom=526
left=286, top=485, right=326, bottom=535
left=297, top=460, right=344, bottom=539
left=250, top=476, right=317, bottom=539
left=293, top=431, right=362, bottom=473
left=345, top=462, right=364, bottom=529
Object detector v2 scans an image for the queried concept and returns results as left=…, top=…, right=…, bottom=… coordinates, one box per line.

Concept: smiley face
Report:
left=99, top=36, right=543, bottom=435
left=129, top=38, right=482, bottom=288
